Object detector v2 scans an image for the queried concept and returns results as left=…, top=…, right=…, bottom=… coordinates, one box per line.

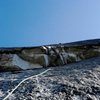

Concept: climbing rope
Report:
left=3, top=68, right=52, bottom=100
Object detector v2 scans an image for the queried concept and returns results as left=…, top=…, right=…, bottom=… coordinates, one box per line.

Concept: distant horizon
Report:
left=0, top=38, right=99, bottom=48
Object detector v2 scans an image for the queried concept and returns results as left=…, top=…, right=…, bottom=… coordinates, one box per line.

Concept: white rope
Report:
left=3, top=68, right=51, bottom=100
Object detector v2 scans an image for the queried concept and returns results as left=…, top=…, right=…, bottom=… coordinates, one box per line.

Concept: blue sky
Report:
left=0, top=0, right=100, bottom=47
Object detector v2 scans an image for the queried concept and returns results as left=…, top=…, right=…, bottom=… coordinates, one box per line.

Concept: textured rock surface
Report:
left=0, top=57, right=100, bottom=100
left=0, top=39, right=100, bottom=71
left=0, top=39, right=100, bottom=100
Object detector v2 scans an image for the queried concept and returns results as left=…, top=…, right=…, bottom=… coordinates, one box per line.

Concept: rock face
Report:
left=0, top=39, right=100, bottom=71
left=0, top=57, right=100, bottom=100
left=0, top=39, right=100, bottom=100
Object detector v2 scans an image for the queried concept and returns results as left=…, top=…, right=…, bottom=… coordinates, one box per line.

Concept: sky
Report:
left=0, top=0, right=100, bottom=47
